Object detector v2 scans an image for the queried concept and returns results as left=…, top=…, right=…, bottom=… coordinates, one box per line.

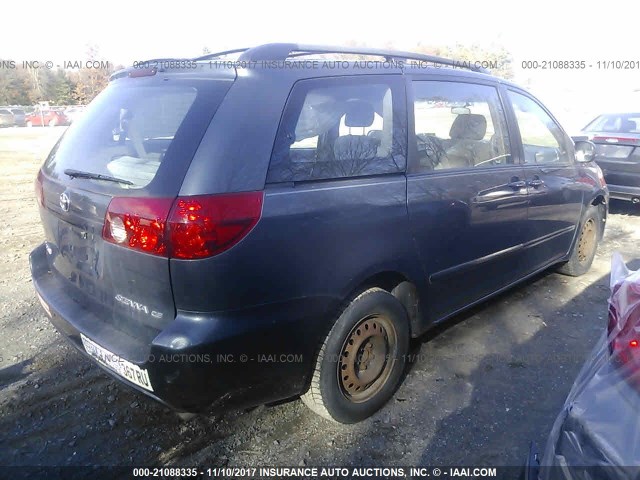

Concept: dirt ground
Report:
left=1, top=127, right=639, bottom=471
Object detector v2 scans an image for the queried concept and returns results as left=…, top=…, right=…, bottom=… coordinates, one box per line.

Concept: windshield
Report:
left=42, top=78, right=231, bottom=193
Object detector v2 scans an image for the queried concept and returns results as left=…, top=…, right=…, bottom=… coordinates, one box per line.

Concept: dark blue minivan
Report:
left=30, top=44, right=608, bottom=423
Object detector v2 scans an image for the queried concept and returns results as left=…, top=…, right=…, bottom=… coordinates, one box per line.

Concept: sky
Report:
left=4, top=0, right=640, bottom=130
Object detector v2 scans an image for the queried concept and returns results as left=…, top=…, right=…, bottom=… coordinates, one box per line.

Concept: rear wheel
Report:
left=26, top=121, right=33, bottom=127
left=301, top=288, right=409, bottom=423
left=557, top=204, right=602, bottom=277
left=48, top=119, right=57, bottom=127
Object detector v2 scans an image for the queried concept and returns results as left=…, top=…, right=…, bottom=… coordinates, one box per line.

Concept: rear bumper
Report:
left=605, top=183, right=640, bottom=202
left=30, top=243, right=332, bottom=412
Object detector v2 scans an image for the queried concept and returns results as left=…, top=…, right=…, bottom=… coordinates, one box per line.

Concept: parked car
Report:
left=527, top=253, right=640, bottom=480
left=9, top=108, right=26, bottom=127
left=0, top=108, right=15, bottom=127
left=64, top=105, right=86, bottom=123
left=25, top=109, right=69, bottom=127
left=30, top=43, right=608, bottom=423
left=582, top=113, right=640, bottom=204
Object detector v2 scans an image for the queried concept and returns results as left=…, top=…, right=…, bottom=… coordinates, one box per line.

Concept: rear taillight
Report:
left=103, top=197, right=174, bottom=256
left=593, top=136, right=639, bottom=144
left=102, top=192, right=263, bottom=259
left=35, top=171, right=44, bottom=206
left=168, top=192, right=263, bottom=259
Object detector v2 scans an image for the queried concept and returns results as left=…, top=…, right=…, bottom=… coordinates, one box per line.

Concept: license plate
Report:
left=80, top=333, right=154, bottom=392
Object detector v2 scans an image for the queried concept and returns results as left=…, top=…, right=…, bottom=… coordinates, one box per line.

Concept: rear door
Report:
left=506, top=89, right=583, bottom=271
left=37, top=74, right=233, bottom=351
left=257, top=74, right=418, bottom=316
left=406, top=78, right=529, bottom=321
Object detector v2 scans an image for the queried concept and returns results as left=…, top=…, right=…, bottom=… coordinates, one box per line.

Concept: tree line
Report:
left=0, top=63, right=117, bottom=106
left=0, top=46, right=120, bottom=106
left=1, top=43, right=513, bottom=107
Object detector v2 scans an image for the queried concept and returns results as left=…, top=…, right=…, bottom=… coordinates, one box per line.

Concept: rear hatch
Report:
left=36, top=70, right=234, bottom=352
left=583, top=114, right=640, bottom=188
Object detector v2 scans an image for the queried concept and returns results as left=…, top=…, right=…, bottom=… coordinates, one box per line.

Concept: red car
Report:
left=25, top=109, right=69, bottom=127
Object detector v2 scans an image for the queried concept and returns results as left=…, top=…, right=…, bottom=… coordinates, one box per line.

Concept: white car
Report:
left=64, top=106, right=86, bottom=123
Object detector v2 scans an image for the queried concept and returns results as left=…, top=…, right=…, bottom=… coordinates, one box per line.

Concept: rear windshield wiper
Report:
left=64, top=168, right=134, bottom=186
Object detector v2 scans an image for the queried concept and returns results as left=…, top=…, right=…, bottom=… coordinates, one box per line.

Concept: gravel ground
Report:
left=1, top=127, right=639, bottom=472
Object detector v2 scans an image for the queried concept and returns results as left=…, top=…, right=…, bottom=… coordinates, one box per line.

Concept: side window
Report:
left=267, top=77, right=406, bottom=183
left=412, top=81, right=511, bottom=172
left=508, top=91, right=570, bottom=165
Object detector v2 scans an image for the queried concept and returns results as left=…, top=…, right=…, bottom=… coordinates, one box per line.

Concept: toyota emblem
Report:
left=59, top=192, right=70, bottom=212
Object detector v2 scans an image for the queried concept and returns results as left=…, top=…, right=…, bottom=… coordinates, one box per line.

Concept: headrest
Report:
left=620, top=119, right=637, bottom=132
left=344, top=101, right=375, bottom=128
left=449, top=114, right=487, bottom=140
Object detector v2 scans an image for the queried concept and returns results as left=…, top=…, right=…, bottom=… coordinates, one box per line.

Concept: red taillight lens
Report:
left=608, top=278, right=640, bottom=383
left=103, top=197, right=174, bottom=256
left=593, top=136, right=638, bottom=144
left=35, top=171, right=44, bottom=206
left=102, top=192, right=263, bottom=259
left=168, top=192, right=263, bottom=259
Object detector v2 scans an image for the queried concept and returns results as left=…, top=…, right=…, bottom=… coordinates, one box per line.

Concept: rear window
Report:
left=10, top=109, right=24, bottom=115
left=585, top=114, right=640, bottom=134
left=43, top=78, right=231, bottom=193
left=0, top=109, right=11, bottom=115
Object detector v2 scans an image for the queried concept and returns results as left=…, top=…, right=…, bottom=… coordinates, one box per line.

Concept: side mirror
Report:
left=574, top=140, right=596, bottom=163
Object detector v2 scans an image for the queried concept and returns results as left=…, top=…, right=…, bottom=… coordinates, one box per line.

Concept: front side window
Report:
left=412, top=81, right=511, bottom=172
left=267, top=77, right=406, bottom=183
left=509, top=91, right=570, bottom=165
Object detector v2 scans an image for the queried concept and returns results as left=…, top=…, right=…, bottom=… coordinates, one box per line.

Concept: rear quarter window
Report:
left=267, top=76, right=407, bottom=183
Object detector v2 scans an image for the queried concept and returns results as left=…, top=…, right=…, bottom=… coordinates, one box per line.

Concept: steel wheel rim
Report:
left=338, top=314, right=397, bottom=403
left=577, top=218, right=597, bottom=264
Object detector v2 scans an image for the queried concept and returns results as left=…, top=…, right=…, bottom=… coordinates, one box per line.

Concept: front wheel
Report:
left=557, top=204, right=602, bottom=277
left=26, top=121, right=33, bottom=127
left=48, top=119, right=57, bottom=127
left=301, top=288, right=409, bottom=423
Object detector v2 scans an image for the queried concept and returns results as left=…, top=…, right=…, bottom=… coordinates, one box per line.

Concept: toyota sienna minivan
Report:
left=30, top=43, right=608, bottom=423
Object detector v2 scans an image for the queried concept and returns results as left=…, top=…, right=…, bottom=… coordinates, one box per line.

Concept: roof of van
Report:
left=111, top=43, right=522, bottom=88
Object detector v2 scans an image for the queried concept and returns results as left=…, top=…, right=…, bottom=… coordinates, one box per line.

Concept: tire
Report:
left=301, top=288, right=410, bottom=423
left=26, top=121, right=33, bottom=128
left=557, top=203, right=602, bottom=277
left=48, top=119, right=57, bottom=127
